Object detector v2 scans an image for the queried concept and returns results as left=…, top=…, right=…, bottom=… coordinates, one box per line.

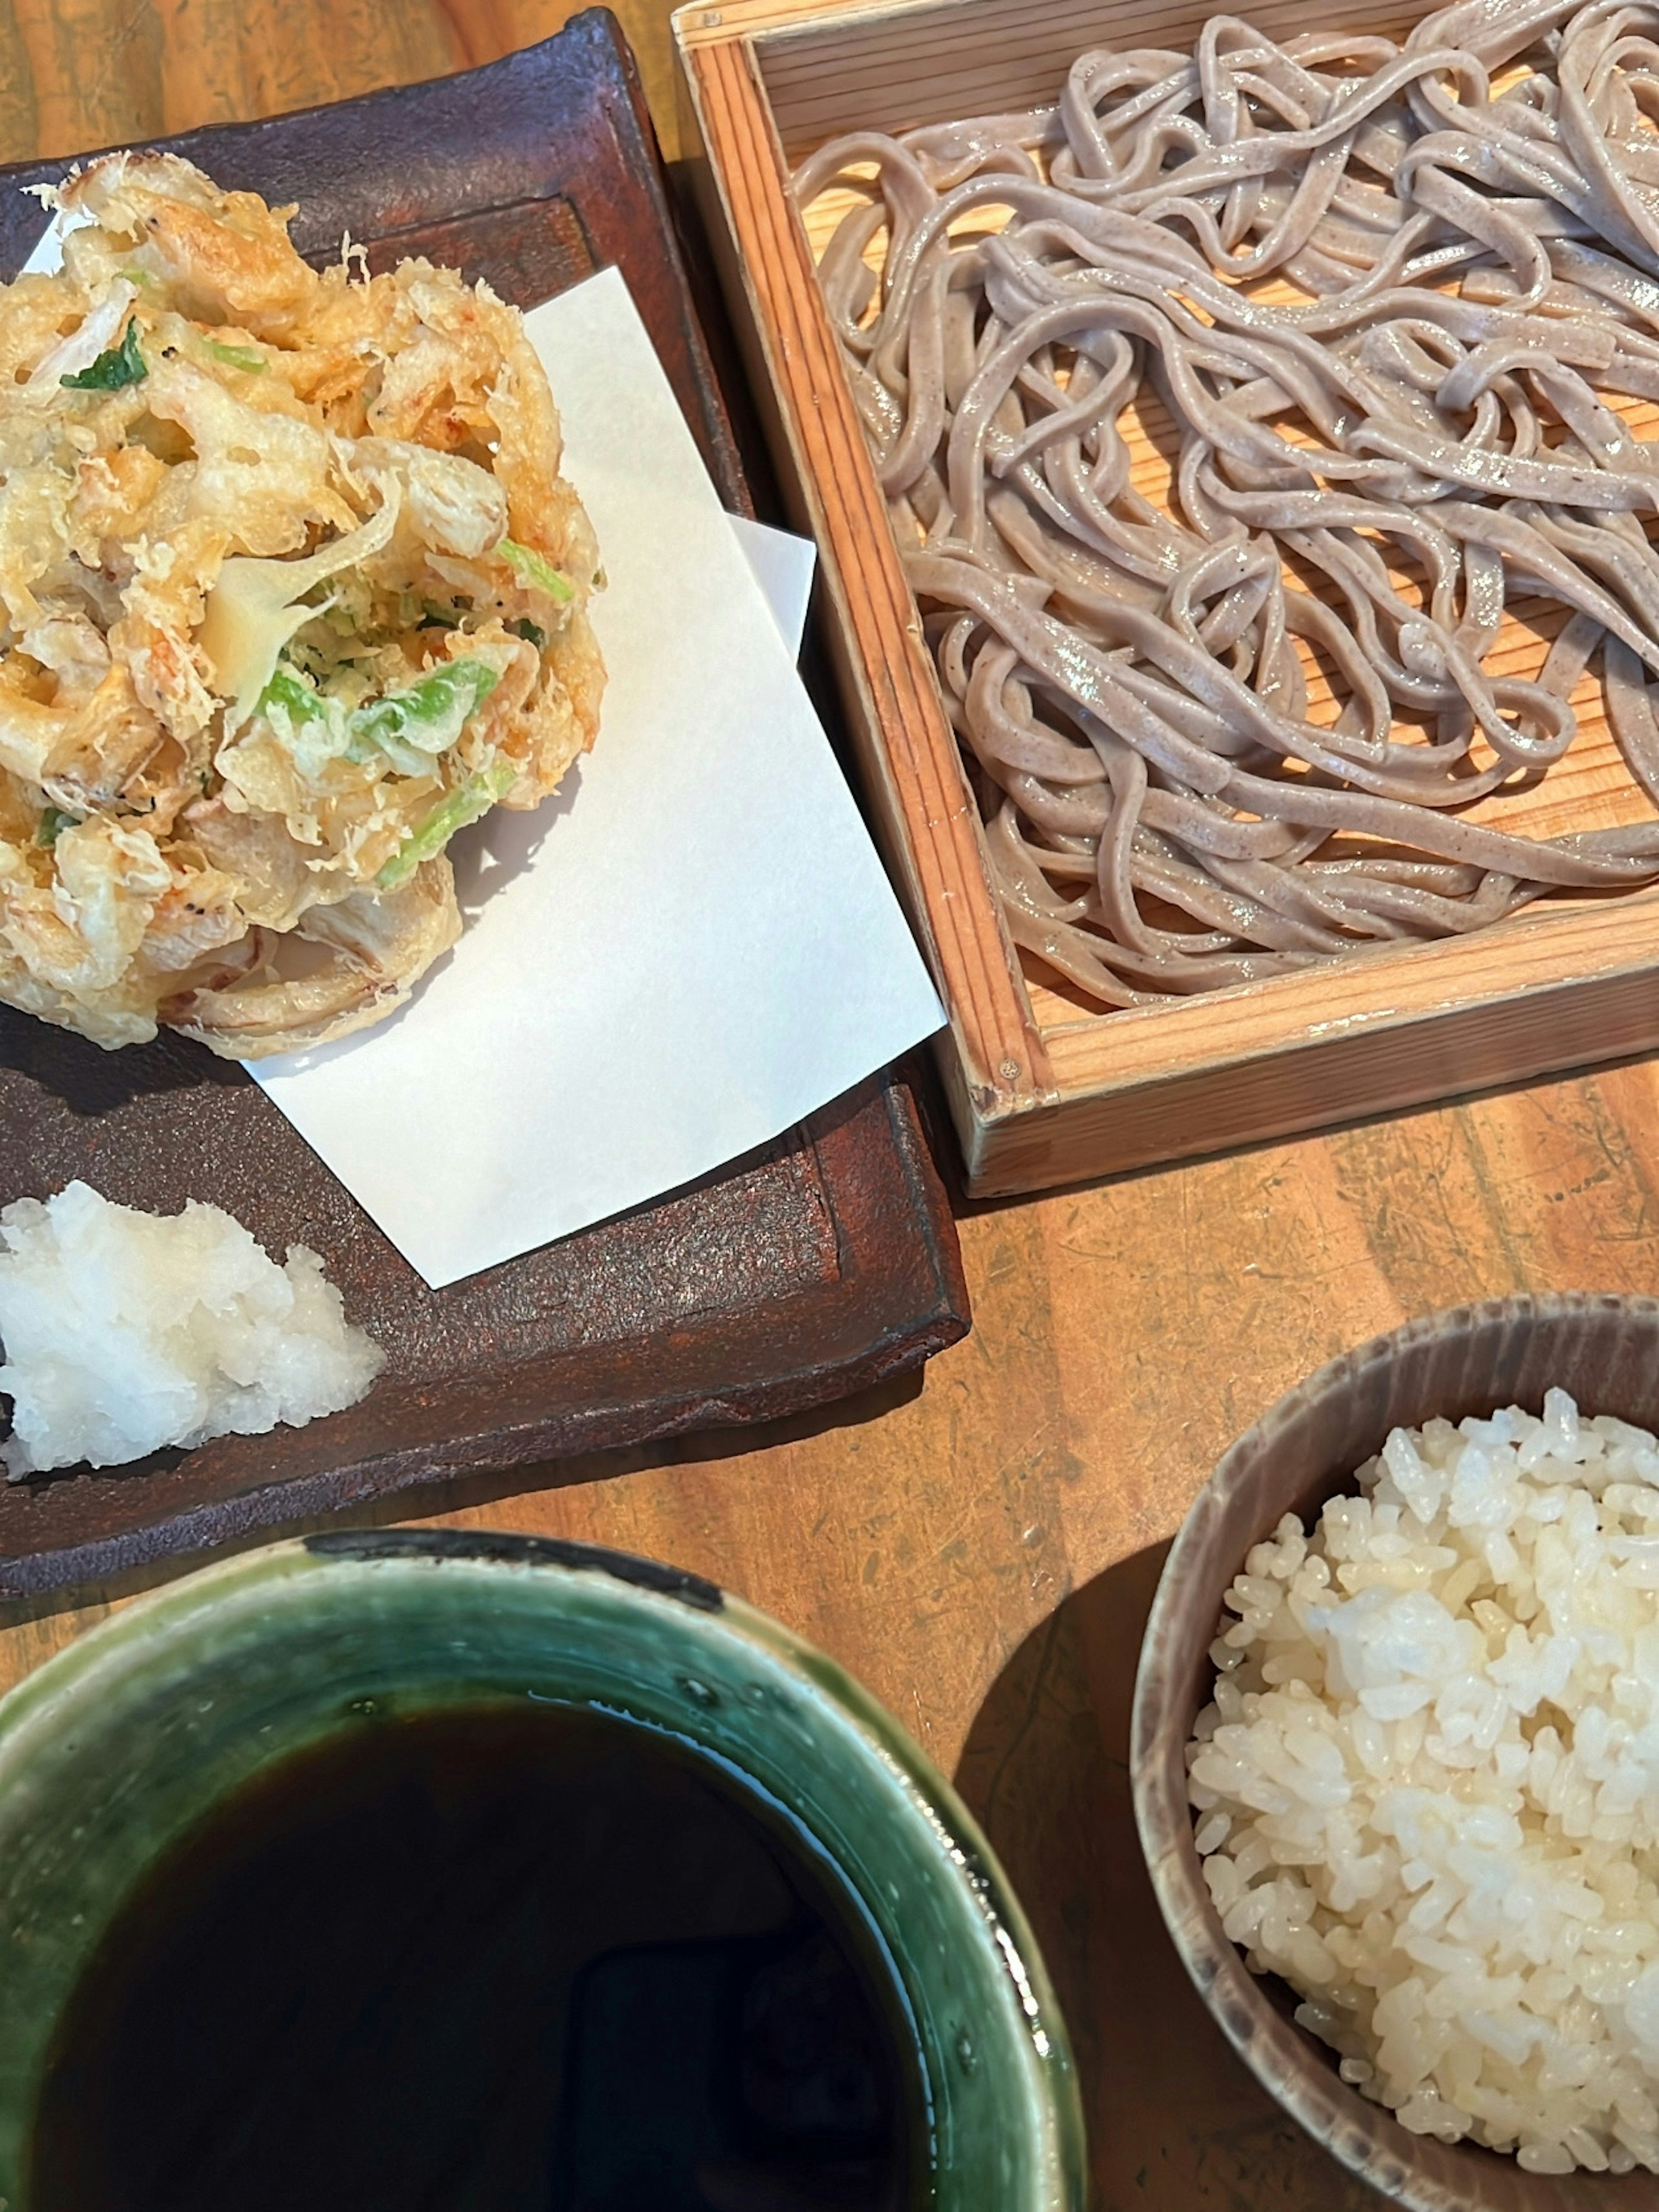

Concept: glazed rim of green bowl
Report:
left=0, top=1528, right=1085, bottom=2212
left=1131, top=1290, right=1659, bottom=2212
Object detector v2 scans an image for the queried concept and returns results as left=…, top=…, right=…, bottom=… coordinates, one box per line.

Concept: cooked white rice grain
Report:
left=0, top=1181, right=383, bottom=1476
left=1188, top=1389, right=1659, bottom=2173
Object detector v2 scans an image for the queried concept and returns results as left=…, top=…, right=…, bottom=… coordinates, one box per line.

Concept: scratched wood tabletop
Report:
left=5, top=6, right=1659, bottom=2208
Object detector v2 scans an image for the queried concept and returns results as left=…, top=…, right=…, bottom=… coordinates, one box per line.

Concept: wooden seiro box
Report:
left=676, top=0, right=1659, bottom=1195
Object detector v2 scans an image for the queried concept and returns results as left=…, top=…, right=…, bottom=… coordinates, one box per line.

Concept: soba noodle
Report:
left=796, top=0, right=1659, bottom=1006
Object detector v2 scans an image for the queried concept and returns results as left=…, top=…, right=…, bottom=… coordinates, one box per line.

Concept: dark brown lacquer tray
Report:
left=0, top=11, right=968, bottom=1604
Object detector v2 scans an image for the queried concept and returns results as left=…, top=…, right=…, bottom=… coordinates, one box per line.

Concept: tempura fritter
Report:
left=0, top=154, right=605, bottom=1057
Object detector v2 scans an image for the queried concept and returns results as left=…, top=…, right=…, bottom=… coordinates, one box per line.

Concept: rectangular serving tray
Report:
left=0, top=9, right=968, bottom=1603
left=674, top=0, right=1659, bottom=1197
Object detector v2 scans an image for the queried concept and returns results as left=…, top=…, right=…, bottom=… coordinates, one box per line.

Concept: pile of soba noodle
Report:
left=798, top=0, right=1659, bottom=1007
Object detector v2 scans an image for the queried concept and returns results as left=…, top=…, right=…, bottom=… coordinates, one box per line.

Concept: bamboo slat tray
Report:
left=0, top=12, right=969, bottom=1603
left=674, top=0, right=1659, bottom=1197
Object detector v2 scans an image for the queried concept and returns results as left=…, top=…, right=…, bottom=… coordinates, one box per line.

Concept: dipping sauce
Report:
left=31, top=1701, right=921, bottom=2210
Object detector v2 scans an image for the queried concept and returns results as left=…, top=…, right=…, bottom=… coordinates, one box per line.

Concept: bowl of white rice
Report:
left=1133, top=1293, right=1659, bottom=2211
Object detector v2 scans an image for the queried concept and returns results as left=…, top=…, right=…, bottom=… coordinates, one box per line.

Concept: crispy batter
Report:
left=0, top=153, right=605, bottom=1057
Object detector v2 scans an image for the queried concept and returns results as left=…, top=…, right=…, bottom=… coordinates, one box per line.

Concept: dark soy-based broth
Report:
left=30, top=1701, right=921, bottom=2212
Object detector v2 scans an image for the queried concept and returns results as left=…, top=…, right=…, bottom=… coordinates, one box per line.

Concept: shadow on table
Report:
left=953, top=1545, right=1385, bottom=2212
left=0, top=1363, right=928, bottom=1634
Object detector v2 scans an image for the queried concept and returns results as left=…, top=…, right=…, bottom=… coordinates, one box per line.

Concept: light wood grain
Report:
left=689, top=35, right=1050, bottom=1115
left=682, top=0, right=1426, bottom=154
left=0, top=0, right=689, bottom=160
left=10, top=12, right=1659, bottom=2211
left=680, top=0, right=1659, bottom=1201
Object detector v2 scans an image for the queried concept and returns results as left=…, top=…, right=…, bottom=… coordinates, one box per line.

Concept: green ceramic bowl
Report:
left=0, top=1529, right=1084, bottom=2210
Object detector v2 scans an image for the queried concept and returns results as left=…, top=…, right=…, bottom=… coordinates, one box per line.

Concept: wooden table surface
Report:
left=5, top=8, right=1659, bottom=2208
